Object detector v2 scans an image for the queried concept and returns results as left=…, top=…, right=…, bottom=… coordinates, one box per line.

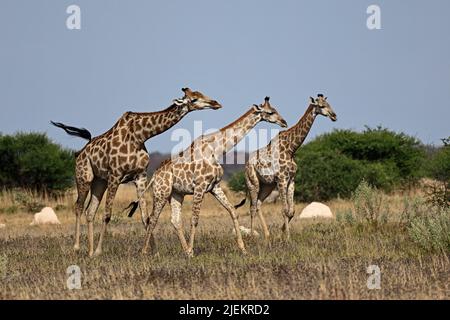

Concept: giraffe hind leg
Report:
left=93, top=177, right=120, bottom=257
left=74, top=181, right=90, bottom=252
left=211, top=184, right=247, bottom=255
left=84, top=178, right=107, bottom=255
left=74, top=160, right=94, bottom=253
left=257, top=183, right=275, bottom=240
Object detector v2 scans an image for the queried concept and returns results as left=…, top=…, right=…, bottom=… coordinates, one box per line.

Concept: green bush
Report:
left=0, top=132, right=75, bottom=193
left=294, top=150, right=365, bottom=201
left=228, top=171, right=247, bottom=193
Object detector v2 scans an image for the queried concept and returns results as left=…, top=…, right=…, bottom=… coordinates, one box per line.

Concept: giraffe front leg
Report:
left=211, top=185, right=247, bottom=255
left=186, top=186, right=206, bottom=258
left=142, top=196, right=165, bottom=255
left=277, top=179, right=291, bottom=241
left=286, top=178, right=296, bottom=224
left=93, top=178, right=119, bottom=257
left=245, top=166, right=259, bottom=239
left=135, top=173, right=149, bottom=228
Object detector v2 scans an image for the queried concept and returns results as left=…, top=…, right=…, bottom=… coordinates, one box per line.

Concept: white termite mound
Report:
left=30, top=207, right=61, bottom=226
left=299, top=202, right=334, bottom=219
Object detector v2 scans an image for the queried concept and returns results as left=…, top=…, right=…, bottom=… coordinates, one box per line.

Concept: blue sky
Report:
left=0, top=0, right=449, bottom=153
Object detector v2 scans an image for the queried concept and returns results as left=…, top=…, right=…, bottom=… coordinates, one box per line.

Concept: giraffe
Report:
left=129, top=97, right=287, bottom=257
left=235, top=94, right=337, bottom=240
left=52, top=88, right=222, bottom=257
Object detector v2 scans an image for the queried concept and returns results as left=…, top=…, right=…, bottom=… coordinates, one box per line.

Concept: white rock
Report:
left=232, top=226, right=260, bottom=237
left=299, top=202, right=334, bottom=219
left=0, top=223, right=5, bottom=229
left=30, top=207, right=61, bottom=226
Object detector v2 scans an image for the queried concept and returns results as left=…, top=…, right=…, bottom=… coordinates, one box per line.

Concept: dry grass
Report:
left=0, top=185, right=448, bottom=300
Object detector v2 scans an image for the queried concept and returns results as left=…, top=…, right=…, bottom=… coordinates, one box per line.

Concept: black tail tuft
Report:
left=125, top=201, right=139, bottom=218
left=234, top=198, right=247, bottom=209
left=51, top=121, right=92, bottom=141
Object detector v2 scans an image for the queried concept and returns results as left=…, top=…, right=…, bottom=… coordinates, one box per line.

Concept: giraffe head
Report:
left=253, top=97, right=288, bottom=128
left=309, top=94, right=337, bottom=122
left=173, top=87, right=222, bottom=111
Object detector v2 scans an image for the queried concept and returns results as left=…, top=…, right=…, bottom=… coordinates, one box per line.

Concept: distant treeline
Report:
left=0, top=129, right=448, bottom=200
left=0, top=132, right=247, bottom=193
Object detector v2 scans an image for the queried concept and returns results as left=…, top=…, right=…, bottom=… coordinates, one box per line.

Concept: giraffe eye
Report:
left=191, top=99, right=198, bottom=103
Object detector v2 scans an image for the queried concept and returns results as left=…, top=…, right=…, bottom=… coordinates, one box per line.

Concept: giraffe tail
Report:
left=126, top=175, right=155, bottom=218
left=50, top=121, right=92, bottom=141
left=234, top=190, right=249, bottom=209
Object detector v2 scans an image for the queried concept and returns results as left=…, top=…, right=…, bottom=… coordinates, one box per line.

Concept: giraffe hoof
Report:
left=73, top=245, right=80, bottom=252
left=92, top=250, right=102, bottom=257
left=186, top=250, right=194, bottom=258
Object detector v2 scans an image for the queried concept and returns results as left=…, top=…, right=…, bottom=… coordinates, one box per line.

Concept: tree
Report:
left=0, top=132, right=75, bottom=193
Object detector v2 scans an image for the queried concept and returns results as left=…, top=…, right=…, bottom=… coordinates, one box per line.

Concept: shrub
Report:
left=295, top=150, right=365, bottom=201
left=228, top=171, right=247, bottom=193
left=14, top=190, right=45, bottom=213
left=408, top=208, right=450, bottom=253
left=0, top=133, right=75, bottom=193
left=352, top=180, right=388, bottom=225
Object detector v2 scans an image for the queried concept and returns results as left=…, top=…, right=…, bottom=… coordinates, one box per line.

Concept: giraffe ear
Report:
left=173, top=98, right=185, bottom=106
left=310, top=97, right=315, bottom=104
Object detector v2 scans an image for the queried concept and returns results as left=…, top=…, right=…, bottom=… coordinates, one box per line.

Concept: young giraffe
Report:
left=131, top=97, right=287, bottom=256
left=235, top=94, right=337, bottom=240
left=52, top=88, right=222, bottom=257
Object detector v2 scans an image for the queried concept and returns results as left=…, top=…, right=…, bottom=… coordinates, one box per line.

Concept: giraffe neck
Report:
left=205, top=108, right=261, bottom=155
left=286, top=104, right=317, bottom=154
left=133, top=103, right=189, bottom=144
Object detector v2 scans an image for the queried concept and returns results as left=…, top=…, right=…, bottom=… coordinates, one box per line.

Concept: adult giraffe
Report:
left=129, top=97, right=287, bottom=256
left=235, top=94, right=337, bottom=240
left=52, top=88, right=222, bottom=257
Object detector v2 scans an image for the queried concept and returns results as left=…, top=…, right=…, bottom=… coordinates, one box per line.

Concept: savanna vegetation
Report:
left=0, top=129, right=448, bottom=299
left=0, top=183, right=448, bottom=299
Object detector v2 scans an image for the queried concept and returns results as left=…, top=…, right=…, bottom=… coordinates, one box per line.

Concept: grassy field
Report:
left=0, top=185, right=448, bottom=299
